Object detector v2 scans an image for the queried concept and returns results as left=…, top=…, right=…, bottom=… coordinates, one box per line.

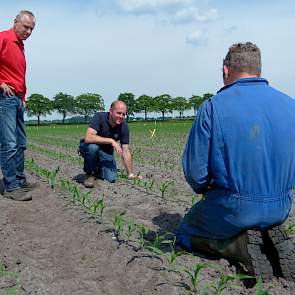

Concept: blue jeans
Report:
left=79, top=142, right=117, bottom=183
left=175, top=188, right=293, bottom=252
left=0, top=92, right=27, bottom=192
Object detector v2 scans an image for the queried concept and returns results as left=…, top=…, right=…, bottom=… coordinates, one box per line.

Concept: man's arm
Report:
left=121, top=144, right=142, bottom=179
left=0, top=35, right=15, bottom=97
left=182, top=100, right=213, bottom=194
left=121, top=144, right=133, bottom=177
left=84, top=127, right=123, bottom=155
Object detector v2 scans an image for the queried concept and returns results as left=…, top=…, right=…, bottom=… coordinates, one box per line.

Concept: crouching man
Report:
left=176, top=42, right=295, bottom=280
left=79, top=100, right=141, bottom=188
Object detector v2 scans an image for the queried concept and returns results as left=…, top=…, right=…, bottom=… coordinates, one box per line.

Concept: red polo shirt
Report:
left=0, top=28, right=26, bottom=102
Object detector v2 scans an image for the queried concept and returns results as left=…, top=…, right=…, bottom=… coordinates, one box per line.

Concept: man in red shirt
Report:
left=0, top=10, right=36, bottom=201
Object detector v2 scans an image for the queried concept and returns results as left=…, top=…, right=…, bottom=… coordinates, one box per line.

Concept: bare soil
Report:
left=1, top=152, right=295, bottom=294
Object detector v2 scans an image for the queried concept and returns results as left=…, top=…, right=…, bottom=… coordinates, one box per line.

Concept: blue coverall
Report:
left=176, top=78, right=295, bottom=251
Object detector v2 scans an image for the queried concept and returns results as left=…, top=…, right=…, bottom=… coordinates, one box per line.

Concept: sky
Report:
left=1, top=0, right=295, bottom=120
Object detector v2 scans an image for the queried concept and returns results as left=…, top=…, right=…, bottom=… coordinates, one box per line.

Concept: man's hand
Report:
left=22, top=100, right=26, bottom=111
left=128, top=173, right=143, bottom=180
left=0, top=83, right=15, bottom=97
left=112, top=140, right=123, bottom=155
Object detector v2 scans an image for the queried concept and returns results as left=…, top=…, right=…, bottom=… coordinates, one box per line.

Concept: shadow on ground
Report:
left=72, top=173, right=87, bottom=184
left=152, top=212, right=182, bottom=234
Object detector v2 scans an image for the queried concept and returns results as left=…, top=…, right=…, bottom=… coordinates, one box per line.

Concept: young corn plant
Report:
left=0, top=261, right=17, bottom=279
left=183, top=263, right=209, bottom=294
left=145, top=232, right=166, bottom=257
left=201, top=268, right=253, bottom=295
left=96, top=195, right=106, bottom=224
left=48, top=166, right=60, bottom=189
left=113, top=212, right=126, bottom=238
left=80, top=191, right=92, bottom=207
left=72, top=186, right=82, bottom=204
left=164, top=247, right=180, bottom=272
left=162, top=236, right=182, bottom=272
left=60, top=179, right=81, bottom=203
left=88, top=195, right=104, bottom=220
left=159, top=180, right=173, bottom=199
left=126, top=218, right=136, bottom=242
left=118, top=170, right=128, bottom=182
left=25, top=158, right=59, bottom=189
left=137, top=223, right=150, bottom=249
left=0, top=261, right=18, bottom=295
left=286, top=223, right=295, bottom=235
left=60, top=178, right=70, bottom=194
left=0, top=289, right=17, bottom=295
left=143, top=178, right=155, bottom=193
left=254, top=277, right=273, bottom=295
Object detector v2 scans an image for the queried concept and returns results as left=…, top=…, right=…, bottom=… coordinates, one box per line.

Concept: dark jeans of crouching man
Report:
left=79, top=141, right=117, bottom=183
left=0, top=91, right=27, bottom=192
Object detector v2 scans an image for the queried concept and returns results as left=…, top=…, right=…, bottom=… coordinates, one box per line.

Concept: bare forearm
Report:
left=85, top=134, right=113, bottom=145
left=122, top=151, right=133, bottom=176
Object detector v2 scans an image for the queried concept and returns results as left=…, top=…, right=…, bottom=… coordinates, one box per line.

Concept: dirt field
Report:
left=0, top=123, right=295, bottom=294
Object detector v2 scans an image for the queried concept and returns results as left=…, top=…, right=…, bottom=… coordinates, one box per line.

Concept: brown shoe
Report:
left=21, top=182, right=39, bottom=190
left=4, top=187, right=33, bottom=201
left=84, top=175, right=96, bottom=188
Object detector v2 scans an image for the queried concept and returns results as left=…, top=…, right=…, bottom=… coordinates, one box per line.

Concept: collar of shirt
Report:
left=6, top=28, right=24, bottom=49
left=217, top=77, right=269, bottom=94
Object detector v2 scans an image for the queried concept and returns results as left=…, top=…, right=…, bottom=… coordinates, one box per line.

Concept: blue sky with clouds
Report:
left=1, top=1, right=295, bottom=119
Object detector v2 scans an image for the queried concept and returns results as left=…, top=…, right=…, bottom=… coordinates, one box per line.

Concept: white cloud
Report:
left=117, top=0, right=218, bottom=25
left=185, top=30, right=207, bottom=46
left=172, top=7, right=218, bottom=24
left=224, top=25, right=238, bottom=34
left=2, top=0, right=295, bottom=123
left=118, top=0, right=192, bottom=14
left=117, top=0, right=219, bottom=25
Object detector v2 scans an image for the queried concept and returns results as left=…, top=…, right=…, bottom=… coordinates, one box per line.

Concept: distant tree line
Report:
left=26, top=92, right=214, bottom=124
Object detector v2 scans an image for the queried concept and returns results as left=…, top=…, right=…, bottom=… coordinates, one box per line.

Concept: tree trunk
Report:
left=38, top=115, right=40, bottom=125
left=63, top=112, right=66, bottom=124
left=162, top=111, right=165, bottom=120
left=144, top=110, right=147, bottom=120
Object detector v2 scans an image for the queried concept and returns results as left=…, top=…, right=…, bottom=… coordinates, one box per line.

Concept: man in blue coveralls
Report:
left=176, top=42, right=295, bottom=280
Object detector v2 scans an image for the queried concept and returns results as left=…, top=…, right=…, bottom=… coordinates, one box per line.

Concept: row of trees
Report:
left=26, top=93, right=105, bottom=124
left=118, top=92, right=214, bottom=121
left=26, top=92, right=214, bottom=124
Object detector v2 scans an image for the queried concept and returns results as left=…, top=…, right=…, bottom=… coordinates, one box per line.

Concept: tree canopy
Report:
left=26, top=93, right=52, bottom=125
left=172, top=96, right=190, bottom=118
left=117, top=92, right=136, bottom=121
left=75, top=93, right=105, bottom=122
left=136, top=94, right=153, bottom=120
left=52, top=92, right=75, bottom=124
left=153, top=94, right=172, bottom=120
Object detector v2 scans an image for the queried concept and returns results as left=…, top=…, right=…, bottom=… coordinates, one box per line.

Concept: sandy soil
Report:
left=1, top=151, right=295, bottom=294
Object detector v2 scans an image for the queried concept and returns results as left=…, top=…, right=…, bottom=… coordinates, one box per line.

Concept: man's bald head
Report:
left=109, top=100, right=127, bottom=127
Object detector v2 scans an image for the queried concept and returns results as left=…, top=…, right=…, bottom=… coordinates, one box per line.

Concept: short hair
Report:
left=110, top=100, right=127, bottom=110
left=16, top=10, right=36, bottom=23
left=223, top=42, right=261, bottom=75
